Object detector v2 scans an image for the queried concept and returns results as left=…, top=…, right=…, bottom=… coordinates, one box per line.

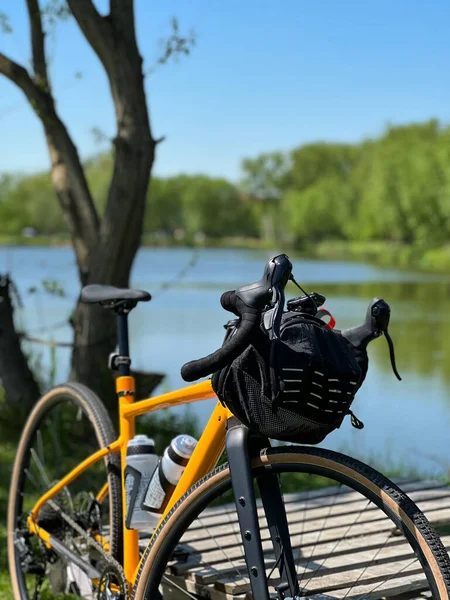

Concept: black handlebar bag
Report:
left=212, top=313, right=368, bottom=444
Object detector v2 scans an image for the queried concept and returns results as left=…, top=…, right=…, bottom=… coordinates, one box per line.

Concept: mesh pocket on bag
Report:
left=212, top=315, right=366, bottom=444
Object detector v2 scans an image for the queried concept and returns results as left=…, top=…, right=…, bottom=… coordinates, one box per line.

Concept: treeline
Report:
left=1, top=120, right=450, bottom=250
left=242, top=119, right=450, bottom=250
left=0, top=154, right=259, bottom=241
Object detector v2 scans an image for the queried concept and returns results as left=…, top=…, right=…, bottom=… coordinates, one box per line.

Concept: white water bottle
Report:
left=142, top=435, right=197, bottom=514
left=124, top=435, right=158, bottom=530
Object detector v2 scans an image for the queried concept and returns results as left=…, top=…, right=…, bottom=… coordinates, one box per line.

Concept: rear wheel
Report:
left=7, top=383, right=123, bottom=600
left=133, top=446, right=450, bottom=599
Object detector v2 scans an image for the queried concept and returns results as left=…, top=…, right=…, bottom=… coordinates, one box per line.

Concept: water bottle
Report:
left=124, top=434, right=159, bottom=530
left=142, top=435, right=197, bottom=514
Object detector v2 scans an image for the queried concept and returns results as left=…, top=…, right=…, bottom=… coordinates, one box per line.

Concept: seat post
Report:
left=117, top=313, right=130, bottom=376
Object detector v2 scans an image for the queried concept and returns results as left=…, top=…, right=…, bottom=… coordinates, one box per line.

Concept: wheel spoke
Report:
left=350, top=549, right=420, bottom=600
left=46, top=417, right=63, bottom=475
left=302, top=495, right=372, bottom=591
left=36, top=429, right=45, bottom=468
left=197, top=513, right=244, bottom=580
left=295, top=478, right=310, bottom=578
left=133, top=452, right=447, bottom=599
left=24, top=466, right=45, bottom=494
left=298, top=484, right=342, bottom=588
left=30, top=448, right=52, bottom=489
left=162, top=575, right=201, bottom=599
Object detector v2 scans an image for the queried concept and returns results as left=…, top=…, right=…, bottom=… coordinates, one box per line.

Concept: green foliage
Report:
left=42, top=0, right=71, bottom=29
left=0, top=157, right=259, bottom=243
left=2, top=120, right=450, bottom=259
left=241, top=152, right=290, bottom=200
left=157, top=17, right=196, bottom=65
left=147, top=17, right=196, bottom=76
left=240, top=120, right=450, bottom=253
left=28, top=279, right=66, bottom=297
left=138, top=407, right=200, bottom=451
left=0, top=171, right=64, bottom=234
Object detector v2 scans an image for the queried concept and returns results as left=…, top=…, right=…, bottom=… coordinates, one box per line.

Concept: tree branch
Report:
left=0, top=52, right=41, bottom=102
left=0, top=51, right=100, bottom=269
left=67, top=0, right=113, bottom=68
left=25, top=0, right=49, bottom=90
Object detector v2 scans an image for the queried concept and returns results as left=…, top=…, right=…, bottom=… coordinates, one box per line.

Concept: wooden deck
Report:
left=140, top=479, right=450, bottom=599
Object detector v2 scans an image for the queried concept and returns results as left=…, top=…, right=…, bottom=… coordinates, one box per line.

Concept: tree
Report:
left=0, top=2, right=193, bottom=405
left=180, top=176, right=258, bottom=239
left=241, top=152, right=290, bottom=242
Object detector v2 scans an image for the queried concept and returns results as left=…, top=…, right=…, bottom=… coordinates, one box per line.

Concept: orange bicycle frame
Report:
left=28, top=376, right=232, bottom=589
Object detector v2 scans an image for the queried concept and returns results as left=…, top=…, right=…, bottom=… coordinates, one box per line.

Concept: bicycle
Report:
left=7, top=255, right=450, bottom=600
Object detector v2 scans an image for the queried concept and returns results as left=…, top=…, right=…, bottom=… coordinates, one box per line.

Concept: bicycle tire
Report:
left=132, top=446, right=450, bottom=599
left=7, top=382, right=123, bottom=600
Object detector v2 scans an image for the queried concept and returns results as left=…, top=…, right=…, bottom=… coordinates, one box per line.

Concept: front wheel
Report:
left=132, top=446, right=450, bottom=599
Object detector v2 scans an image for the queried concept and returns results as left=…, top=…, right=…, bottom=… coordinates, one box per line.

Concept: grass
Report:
left=0, top=443, right=16, bottom=599
left=312, top=239, right=450, bottom=274
left=0, top=443, right=83, bottom=599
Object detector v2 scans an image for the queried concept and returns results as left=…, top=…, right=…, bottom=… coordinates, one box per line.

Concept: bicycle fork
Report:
left=226, top=420, right=301, bottom=600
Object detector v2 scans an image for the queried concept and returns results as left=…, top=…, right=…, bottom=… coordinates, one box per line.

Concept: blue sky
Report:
left=0, top=0, right=449, bottom=180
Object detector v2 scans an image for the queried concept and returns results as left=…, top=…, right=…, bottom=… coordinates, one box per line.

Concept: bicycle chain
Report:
left=47, top=499, right=128, bottom=597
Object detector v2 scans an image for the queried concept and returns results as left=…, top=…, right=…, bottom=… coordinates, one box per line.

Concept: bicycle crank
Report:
left=97, top=564, right=127, bottom=599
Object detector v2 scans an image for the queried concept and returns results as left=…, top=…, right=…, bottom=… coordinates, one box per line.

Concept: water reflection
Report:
left=315, top=281, right=450, bottom=387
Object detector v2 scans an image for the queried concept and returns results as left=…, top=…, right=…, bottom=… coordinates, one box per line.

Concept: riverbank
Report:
left=1, top=234, right=450, bottom=274
left=311, top=240, right=450, bottom=274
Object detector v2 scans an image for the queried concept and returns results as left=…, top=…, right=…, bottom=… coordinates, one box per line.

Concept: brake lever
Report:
left=234, top=254, right=293, bottom=315
left=371, top=299, right=402, bottom=381
left=259, top=255, right=293, bottom=340
left=385, top=330, right=401, bottom=381
left=342, top=298, right=402, bottom=381
left=266, top=254, right=292, bottom=288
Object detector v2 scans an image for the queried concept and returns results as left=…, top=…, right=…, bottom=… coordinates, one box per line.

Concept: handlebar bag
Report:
left=212, top=312, right=368, bottom=444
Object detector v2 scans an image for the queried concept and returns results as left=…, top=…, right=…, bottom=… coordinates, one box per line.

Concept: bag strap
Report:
left=269, top=339, right=283, bottom=403
left=348, top=410, right=364, bottom=429
left=315, top=308, right=336, bottom=330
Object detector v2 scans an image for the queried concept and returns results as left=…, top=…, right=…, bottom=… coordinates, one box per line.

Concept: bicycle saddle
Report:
left=81, top=285, right=151, bottom=304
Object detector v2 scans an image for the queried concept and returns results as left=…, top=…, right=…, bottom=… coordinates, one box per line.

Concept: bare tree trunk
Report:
left=67, top=1, right=155, bottom=405
left=0, top=276, right=40, bottom=435
left=0, top=2, right=155, bottom=409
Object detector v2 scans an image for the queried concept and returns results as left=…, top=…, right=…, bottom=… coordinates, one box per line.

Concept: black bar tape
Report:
left=181, top=310, right=259, bottom=382
left=221, top=290, right=238, bottom=315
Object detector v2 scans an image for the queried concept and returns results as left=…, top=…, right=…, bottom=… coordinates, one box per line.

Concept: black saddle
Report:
left=81, top=285, right=151, bottom=306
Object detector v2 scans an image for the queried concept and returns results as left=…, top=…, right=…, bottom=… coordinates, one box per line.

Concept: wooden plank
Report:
left=176, top=528, right=450, bottom=598
left=182, top=532, right=409, bottom=583
left=214, top=558, right=425, bottom=596
left=194, top=478, right=425, bottom=521
left=200, top=505, right=450, bottom=561
left=178, top=500, right=450, bottom=557
left=210, top=537, right=450, bottom=597
left=186, top=480, right=448, bottom=532
left=184, top=533, right=423, bottom=585
left=137, top=480, right=449, bottom=550
left=173, top=509, right=450, bottom=581
left=171, top=536, right=450, bottom=600
left=308, top=568, right=432, bottom=599
left=182, top=489, right=450, bottom=546
left=162, top=575, right=206, bottom=599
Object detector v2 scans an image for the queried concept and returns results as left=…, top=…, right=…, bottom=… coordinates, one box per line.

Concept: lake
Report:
left=2, top=246, right=450, bottom=477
